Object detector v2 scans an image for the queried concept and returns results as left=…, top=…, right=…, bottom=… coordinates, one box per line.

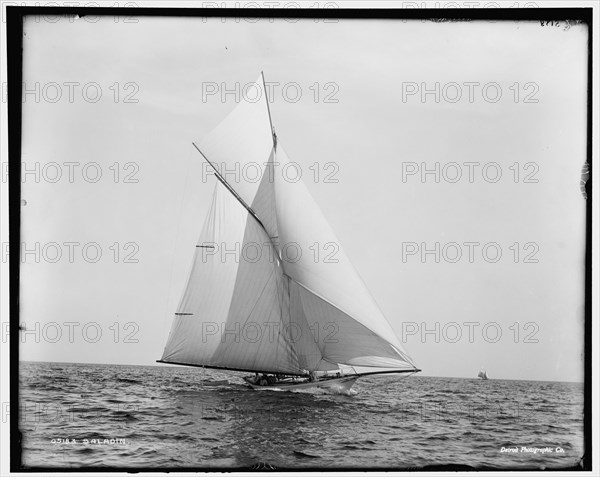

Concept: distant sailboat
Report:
left=158, top=73, right=420, bottom=392
left=478, top=369, right=489, bottom=380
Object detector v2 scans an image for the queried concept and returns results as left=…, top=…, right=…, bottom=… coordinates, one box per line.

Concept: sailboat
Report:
left=478, top=369, right=489, bottom=380
left=158, top=72, right=420, bottom=392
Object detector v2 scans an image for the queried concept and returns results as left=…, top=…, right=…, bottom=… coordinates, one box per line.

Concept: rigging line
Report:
left=261, top=71, right=276, bottom=150
left=352, top=368, right=422, bottom=377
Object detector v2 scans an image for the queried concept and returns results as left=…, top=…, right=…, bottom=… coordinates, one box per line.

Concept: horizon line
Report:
left=18, top=359, right=585, bottom=384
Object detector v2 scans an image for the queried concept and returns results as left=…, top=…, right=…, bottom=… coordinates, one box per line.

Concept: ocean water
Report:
left=18, top=361, right=584, bottom=470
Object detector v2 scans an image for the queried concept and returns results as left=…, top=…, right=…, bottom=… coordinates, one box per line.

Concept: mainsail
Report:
left=478, top=369, right=488, bottom=380
left=160, top=73, right=418, bottom=377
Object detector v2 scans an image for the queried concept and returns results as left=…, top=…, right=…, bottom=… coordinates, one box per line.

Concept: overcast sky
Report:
left=13, top=13, right=588, bottom=382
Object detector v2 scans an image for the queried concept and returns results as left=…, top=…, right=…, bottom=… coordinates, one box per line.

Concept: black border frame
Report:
left=6, top=5, right=593, bottom=473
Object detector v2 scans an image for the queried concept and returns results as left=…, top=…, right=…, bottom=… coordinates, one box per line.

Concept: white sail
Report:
left=162, top=182, right=323, bottom=375
left=161, top=73, right=418, bottom=375
left=273, top=145, right=414, bottom=370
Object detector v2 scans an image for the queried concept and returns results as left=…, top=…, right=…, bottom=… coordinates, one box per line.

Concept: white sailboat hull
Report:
left=244, top=375, right=358, bottom=392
